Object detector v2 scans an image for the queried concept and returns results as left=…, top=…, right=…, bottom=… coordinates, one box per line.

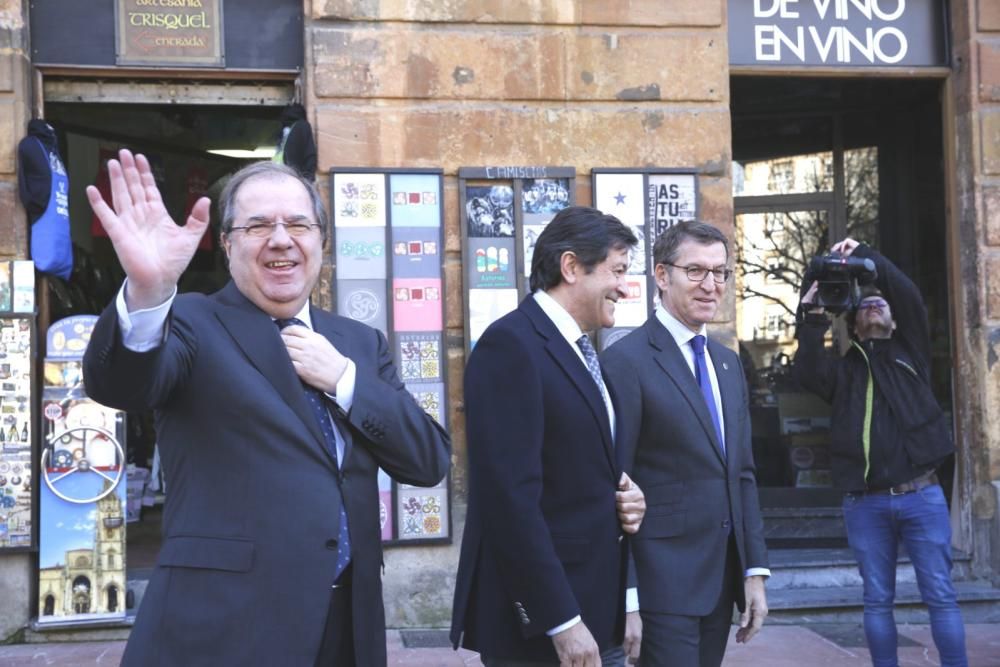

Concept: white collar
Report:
left=655, top=305, right=707, bottom=349
left=533, top=290, right=585, bottom=346
left=274, top=301, right=312, bottom=329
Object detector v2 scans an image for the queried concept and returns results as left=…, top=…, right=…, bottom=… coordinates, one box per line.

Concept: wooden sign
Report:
left=116, top=0, right=223, bottom=67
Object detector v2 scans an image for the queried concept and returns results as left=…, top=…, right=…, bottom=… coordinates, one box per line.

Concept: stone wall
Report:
left=0, top=0, right=32, bottom=643
left=950, top=0, right=1000, bottom=579
left=0, top=0, right=29, bottom=259
left=306, top=0, right=733, bottom=626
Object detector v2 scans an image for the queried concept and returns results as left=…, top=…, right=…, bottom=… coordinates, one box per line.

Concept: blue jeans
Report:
left=842, top=484, right=968, bottom=667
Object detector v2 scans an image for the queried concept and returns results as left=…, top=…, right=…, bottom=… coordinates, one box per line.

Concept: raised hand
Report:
left=86, top=149, right=211, bottom=310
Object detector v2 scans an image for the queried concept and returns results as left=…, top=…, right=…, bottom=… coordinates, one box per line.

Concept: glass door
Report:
left=734, top=143, right=881, bottom=512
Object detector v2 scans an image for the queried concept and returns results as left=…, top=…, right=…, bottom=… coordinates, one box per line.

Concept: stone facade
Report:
left=0, top=0, right=31, bottom=644
left=950, top=0, right=1000, bottom=578
left=0, top=0, right=998, bottom=641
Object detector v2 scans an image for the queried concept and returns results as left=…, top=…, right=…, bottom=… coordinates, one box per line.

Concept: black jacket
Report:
left=276, top=104, right=317, bottom=181
left=17, top=120, right=60, bottom=223
left=792, top=244, right=953, bottom=491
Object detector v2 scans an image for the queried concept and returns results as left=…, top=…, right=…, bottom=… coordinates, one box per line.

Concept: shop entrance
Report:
left=37, top=88, right=292, bottom=609
left=730, top=76, right=953, bottom=548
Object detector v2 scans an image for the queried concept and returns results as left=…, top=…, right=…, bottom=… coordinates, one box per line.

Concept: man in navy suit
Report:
left=602, top=221, right=769, bottom=666
left=451, top=206, right=646, bottom=666
left=82, top=151, right=450, bottom=666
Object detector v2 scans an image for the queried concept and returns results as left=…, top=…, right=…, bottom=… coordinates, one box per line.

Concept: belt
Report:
left=863, top=471, right=938, bottom=496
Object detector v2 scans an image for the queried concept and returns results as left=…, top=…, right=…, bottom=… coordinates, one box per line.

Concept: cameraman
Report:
left=793, top=238, right=967, bottom=667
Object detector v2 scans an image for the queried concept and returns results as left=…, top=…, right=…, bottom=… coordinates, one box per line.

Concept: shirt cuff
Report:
left=745, top=567, right=771, bottom=578
left=116, top=280, right=176, bottom=352
left=625, top=587, right=639, bottom=613
left=327, top=359, right=356, bottom=412
left=546, top=615, right=581, bottom=637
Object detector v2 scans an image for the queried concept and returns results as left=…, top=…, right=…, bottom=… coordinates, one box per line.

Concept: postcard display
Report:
left=331, top=169, right=450, bottom=544
left=591, top=169, right=700, bottom=350
left=37, top=315, right=128, bottom=624
left=459, top=167, right=577, bottom=350
left=0, top=261, right=38, bottom=551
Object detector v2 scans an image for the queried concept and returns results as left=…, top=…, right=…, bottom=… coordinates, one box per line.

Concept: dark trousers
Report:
left=638, top=538, right=739, bottom=667
left=314, top=573, right=354, bottom=667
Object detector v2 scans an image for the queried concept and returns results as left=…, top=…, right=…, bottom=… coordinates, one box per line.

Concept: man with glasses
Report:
left=82, top=153, right=450, bottom=666
left=602, top=220, right=769, bottom=666
left=794, top=238, right=967, bottom=667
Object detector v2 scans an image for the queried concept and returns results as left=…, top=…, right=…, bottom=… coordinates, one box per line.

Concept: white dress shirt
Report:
left=115, top=280, right=357, bottom=467
left=654, top=305, right=771, bottom=580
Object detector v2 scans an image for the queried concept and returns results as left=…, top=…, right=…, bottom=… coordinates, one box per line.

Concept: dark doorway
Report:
left=730, top=76, right=952, bottom=547
left=38, top=99, right=288, bottom=576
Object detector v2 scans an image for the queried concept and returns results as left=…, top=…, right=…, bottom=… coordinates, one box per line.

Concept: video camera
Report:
left=804, top=253, right=877, bottom=313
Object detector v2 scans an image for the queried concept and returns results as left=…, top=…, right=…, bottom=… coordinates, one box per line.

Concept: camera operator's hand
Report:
left=831, top=238, right=859, bottom=256
left=801, top=281, right=825, bottom=314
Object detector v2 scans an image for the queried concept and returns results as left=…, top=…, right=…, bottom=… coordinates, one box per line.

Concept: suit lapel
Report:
left=212, top=283, right=333, bottom=467
left=521, top=298, right=616, bottom=473
left=310, top=306, right=356, bottom=468
left=645, top=317, right=726, bottom=467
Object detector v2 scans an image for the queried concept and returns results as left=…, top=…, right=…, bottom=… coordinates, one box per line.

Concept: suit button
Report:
left=325, top=539, right=338, bottom=549
left=521, top=615, right=530, bottom=625
left=721, top=520, right=731, bottom=530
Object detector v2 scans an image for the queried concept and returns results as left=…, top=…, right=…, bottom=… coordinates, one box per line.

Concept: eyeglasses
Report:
left=857, top=298, right=888, bottom=312
left=665, top=263, right=732, bottom=284
left=229, top=221, right=321, bottom=238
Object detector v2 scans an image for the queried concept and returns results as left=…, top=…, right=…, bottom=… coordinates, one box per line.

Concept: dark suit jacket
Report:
left=450, top=296, right=627, bottom=661
left=82, top=281, right=450, bottom=666
left=601, top=316, right=767, bottom=617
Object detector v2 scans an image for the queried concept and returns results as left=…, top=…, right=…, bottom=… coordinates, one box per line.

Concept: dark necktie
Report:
left=576, top=334, right=610, bottom=412
left=276, top=317, right=351, bottom=579
left=690, top=334, right=725, bottom=456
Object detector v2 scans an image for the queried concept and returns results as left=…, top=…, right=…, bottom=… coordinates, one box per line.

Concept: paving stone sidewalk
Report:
left=0, top=623, right=998, bottom=666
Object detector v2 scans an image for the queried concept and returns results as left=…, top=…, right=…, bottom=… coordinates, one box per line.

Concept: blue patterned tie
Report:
left=276, top=318, right=351, bottom=579
left=690, top=334, right=725, bottom=456
left=576, top=334, right=610, bottom=411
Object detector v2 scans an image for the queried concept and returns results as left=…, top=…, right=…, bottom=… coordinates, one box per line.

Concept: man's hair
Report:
left=528, top=206, right=638, bottom=292
left=218, top=161, right=328, bottom=243
left=652, top=219, right=729, bottom=267
left=846, top=285, right=887, bottom=332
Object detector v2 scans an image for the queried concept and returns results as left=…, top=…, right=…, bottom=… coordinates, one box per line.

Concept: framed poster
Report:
left=11, top=261, right=35, bottom=314
left=0, top=262, right=11, bottom=312
left=592, top=169, right=700, bottom=350
left=459, top=167, right=576, bottom=353
left=330, top=168, right=451, bottom=546
left=0, top=316, right=36, bottom=551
